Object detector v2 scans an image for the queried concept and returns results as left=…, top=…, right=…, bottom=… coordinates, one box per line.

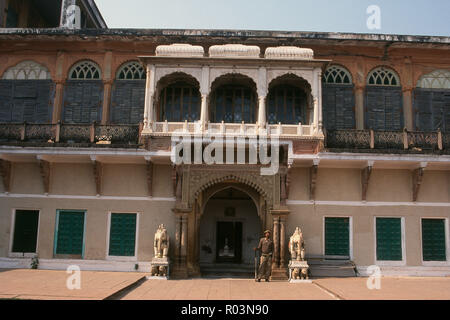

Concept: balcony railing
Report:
left=147, top=121, right=316, bottom=137
left=326, top=129, right=450, bottom=153
left=0, top=122, right=142, bottom=146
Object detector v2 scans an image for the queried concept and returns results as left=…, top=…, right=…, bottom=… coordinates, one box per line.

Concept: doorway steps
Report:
left=308, top=257, right=357, bottom=278
left=200, top=263, right=255, bottom=278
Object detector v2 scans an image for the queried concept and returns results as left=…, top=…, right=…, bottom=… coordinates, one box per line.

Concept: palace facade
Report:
left=0, top=1, right=449, bottom=278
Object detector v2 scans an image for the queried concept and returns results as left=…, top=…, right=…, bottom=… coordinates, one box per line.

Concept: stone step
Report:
left=200, top=263, right=255, bottom=278
left=308, top=260, right=357, bottom=278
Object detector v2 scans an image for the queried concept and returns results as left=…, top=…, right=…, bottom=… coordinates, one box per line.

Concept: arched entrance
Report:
left=198, top=183, right=263, bottom=277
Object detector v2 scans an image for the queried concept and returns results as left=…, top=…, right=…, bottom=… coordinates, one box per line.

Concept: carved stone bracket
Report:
left=361, top=161, right=374, bottom=201
left=412, top=163, right=427, bottom=202
left=38, top=159, right=51, bottom=194
left=0, top=159, right=12, bottom=193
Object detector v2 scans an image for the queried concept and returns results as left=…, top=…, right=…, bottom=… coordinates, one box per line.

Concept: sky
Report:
left=95, top=0, right=450, bottom=36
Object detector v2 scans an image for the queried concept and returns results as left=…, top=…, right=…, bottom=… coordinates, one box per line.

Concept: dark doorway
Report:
left=216, top=221, right=242, bottom=263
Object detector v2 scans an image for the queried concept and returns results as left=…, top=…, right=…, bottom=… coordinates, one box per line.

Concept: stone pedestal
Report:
left=288, top=260, right=311, bottom=283
left=147, top=258, right=170, bottom=280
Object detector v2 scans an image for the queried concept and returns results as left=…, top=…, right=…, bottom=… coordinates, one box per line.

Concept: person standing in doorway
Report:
left=254, top=230, right=274, bottom=282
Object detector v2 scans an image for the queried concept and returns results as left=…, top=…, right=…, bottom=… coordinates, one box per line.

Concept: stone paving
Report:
left=0, top=269, right=145, bottom=300
left=1, top=269, right=450, bottom=300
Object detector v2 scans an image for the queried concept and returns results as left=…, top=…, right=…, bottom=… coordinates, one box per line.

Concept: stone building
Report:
left=0, top=1, right=449, bottom=278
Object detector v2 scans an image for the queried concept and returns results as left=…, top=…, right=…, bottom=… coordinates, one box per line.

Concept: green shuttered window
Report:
left=376, top=218, right=402, bottom=261
left=109, top=213, right=137, bottom=257
left=325, top=217, right=350, bottom=256
left=12, top=210, right=39, bottom=253
left=422, top=219, right=447, bottom=261
left=55, top=211, right=85, bottom=256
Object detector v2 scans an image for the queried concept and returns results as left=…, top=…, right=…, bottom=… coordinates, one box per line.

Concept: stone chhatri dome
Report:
left=209, top=44, right=260, bottom=58
left=156, top=43, right=205, bottom=57
left=265, top=46, right=314, bottom=60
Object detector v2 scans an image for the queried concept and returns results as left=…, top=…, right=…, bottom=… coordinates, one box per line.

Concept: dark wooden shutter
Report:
left=63, top=80, right=103, bottom=124
left=110, top=80, right=145, bottom=124
left=414, top=89, right=450, bottom=132
left=109, top=213, right=137, bottom=256
left=323, top=84, right=355, bottom=130
left=365, top=87, right=403, bottom=131
left=325, top=217, right=350, bottom=256
left=376, top=218, right=402, bottom=261
left=0, top=80, right=54, bottom=123
left=56, top=211, right=85, bottom=256
left=12, top=210, right=39, bottom=253
left=422, top=219, right=446, bottom=261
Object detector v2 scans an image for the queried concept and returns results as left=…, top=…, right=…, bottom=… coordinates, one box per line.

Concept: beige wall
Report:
left=1, top=162, right=449, bottom=268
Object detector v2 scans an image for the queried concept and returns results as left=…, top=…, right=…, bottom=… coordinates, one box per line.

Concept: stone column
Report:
left=52, top=52, right=66, bottom=123
left=101, top=81, right=112, bottom=125
left=257, top=96, right=267, bottom=129
left=101, top=51, right=113, bottom=125
left=180, top=214, right=188, bottom=265
left=174, top=214, right=182, bottom=265
left=279, top=215, right=287, bottom=267
left=354, top=85, right=365, bottom=129
left=144, top=64, right=155, bottom=129
left=317, top=70, right=324, bottom=133
left=200, top=94, right=208, bottom=129
left=52, top=81, right=65, bottom=123
left=403, top=87, right=414, bottom=131
left=313, top=97, right=319, bottom=134
left=273, top=216, right=280, bottom=268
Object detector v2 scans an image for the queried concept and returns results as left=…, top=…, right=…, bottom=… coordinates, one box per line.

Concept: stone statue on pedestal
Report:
left=289, top=227, right=305, bottom=261
left=149, top=224, right=170, bottom=279
left=154, top=224, right=169, bottom=258
left=288, top=227, right=310, bottom=282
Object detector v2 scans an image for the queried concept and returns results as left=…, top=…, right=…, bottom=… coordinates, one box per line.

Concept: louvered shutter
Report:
left=63, top=80, right=103, bottom=123
left=12, top=210, right=39, bottom=253
left=56, top=211, right=85, bottom=255
left=323, top=84, right=355, bottom=130
left=109, top=213, right=137, bottom=256
left=365, top=87, right=403, bottom=131
left=325, top=217, right=350, bottom=256
left=414, top=89, right=450, bottom=132
left=376, top=218, right=402, bottom=261
left=422, top=219, right=446, bottom=261
left=110, top=80, right=145, bottom=124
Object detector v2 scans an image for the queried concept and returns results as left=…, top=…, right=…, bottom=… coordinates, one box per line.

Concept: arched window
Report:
left=0, top=61, right=54, bottom=123
left=414, top=70, right=450, bottom=132
left=267, top=85, right=306, bottom=125
left=322, top=65, right=355, bottom=130
left=367, top=67, right=400, bottom=86
left=111, top=61, right=146, bottom=124
left=158, top=75, right=201, bottom=122
left=116, top=61, right=146, bottom=80
left=63, top=60, right=103, bottom=123
left=323, top=65, right=352, bottom=85
left=365, top=67, right=403, bottom=131
left=210, top=74, right=257, bottom=124
left=2, top=60, right=51, bottom=80
left=68, top=61, right=101, bottom=80
left=417, top=70, right=450, bottom=89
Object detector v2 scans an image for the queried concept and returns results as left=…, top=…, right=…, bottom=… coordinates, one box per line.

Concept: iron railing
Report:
left=0, top=122, right=142, bottom=146
left=326, top=129, right=447, bottom=152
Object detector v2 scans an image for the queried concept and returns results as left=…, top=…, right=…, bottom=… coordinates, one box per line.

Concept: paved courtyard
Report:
left=1, top=269, right=450, bottom=300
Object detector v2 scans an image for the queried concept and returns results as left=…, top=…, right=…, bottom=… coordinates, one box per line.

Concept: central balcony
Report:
left=144, top=121, right=318, bottom=138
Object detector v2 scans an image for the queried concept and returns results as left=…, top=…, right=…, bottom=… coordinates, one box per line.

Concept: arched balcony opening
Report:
left=209, top=74, right=257, bottom=124
left=267, top=74, right=311, bottom=125
left=156, top=72, right=201, bottom=122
